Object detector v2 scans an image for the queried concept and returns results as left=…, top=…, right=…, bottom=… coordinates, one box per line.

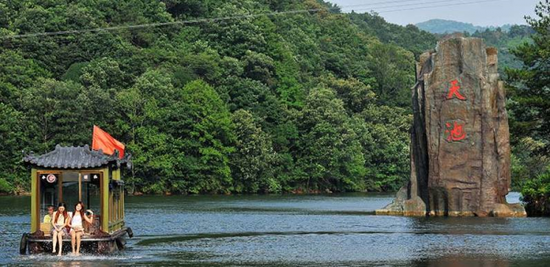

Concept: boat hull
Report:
left=22, top=228, right=132, bottom=255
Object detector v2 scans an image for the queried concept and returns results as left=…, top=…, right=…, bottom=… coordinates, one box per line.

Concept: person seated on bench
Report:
left=43, top=205, right=54, bottom=224
left=69, top=201, right=94, bottom=256
left=51, top=202, right=69, bottom=256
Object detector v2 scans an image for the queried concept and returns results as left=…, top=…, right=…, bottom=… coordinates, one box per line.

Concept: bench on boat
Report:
left=39, top=215, right=102, bottom=239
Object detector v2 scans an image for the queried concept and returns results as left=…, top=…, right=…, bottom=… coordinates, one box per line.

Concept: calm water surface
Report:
left=1, top=192, right=550, bottom=266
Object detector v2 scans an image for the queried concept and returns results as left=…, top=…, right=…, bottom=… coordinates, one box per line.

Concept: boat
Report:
left=19, top=144, right=133, bottom=254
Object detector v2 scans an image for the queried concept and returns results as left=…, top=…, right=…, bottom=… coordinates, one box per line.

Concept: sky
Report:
left=328, top=0, right=540, bottom=26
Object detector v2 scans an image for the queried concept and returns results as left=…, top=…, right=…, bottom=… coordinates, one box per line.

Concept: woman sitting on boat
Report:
left=69, top=201, right=94, bottom=256
left=51, top=202, right=69, bottom=256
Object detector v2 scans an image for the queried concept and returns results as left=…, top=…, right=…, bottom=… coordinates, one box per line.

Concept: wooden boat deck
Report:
left=28, top=228, right=128, bottom=242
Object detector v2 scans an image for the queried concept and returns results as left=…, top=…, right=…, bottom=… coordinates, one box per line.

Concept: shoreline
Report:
left=0, top=190, right=391, bottom=197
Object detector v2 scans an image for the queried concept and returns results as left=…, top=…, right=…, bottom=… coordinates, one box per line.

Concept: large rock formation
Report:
left=377, top=36, right=526, bottom=217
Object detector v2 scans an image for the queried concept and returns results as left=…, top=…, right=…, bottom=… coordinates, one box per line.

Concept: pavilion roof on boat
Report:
left=23, top=144, right=131, bottom=170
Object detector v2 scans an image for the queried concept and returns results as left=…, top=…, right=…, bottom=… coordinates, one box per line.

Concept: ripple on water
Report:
left=18, top=254, right=148, bottom=264
left=3, top=193, right=550, bottom=266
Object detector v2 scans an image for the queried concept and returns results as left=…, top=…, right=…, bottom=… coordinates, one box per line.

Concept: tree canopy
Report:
left=0, top=0, right=440, bottom=194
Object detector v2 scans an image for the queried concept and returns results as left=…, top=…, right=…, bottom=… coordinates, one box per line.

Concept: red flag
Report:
left=92, top=125, right=125, bottom=159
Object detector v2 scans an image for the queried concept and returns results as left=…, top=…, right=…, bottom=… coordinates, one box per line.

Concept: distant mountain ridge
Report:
left=416, top=19, right=513, bottom=34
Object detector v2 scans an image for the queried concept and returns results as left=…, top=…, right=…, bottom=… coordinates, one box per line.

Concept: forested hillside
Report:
left=0, top=0, right=439, bottom=194
left=416, top=19, right=513, bottom=34
left=468, top=25, right=534, bottom=76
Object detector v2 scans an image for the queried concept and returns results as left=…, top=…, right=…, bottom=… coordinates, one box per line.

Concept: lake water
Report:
left=2, top=192, right=550, bottom=266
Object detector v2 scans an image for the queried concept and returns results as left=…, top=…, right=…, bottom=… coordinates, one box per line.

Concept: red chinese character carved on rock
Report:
left=447, top=80, right=466, bottom=100
left=445, top=121, right=466, bottom=142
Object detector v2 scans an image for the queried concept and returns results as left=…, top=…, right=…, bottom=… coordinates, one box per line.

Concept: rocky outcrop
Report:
left=376, top=36, right=526, bottom=217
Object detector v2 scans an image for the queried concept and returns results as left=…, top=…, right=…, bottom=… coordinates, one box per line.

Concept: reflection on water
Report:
left=412, top=257, right=511, bottom=267
left=1, top=193, right=550, bottom=266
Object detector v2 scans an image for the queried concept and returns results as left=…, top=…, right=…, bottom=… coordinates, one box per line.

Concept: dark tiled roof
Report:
left=23, top=144, right=130, bottom=169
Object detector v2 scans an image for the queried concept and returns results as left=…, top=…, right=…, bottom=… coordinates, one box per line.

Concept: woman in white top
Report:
left=69, top=201, right=94, bottom=256
left=51, top=202, right=69, bottom=256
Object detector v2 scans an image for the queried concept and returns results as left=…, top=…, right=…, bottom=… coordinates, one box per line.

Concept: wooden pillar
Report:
left=78, top=173, right=82, bottom=202
left=101, top=168, right=109, bottom=233
left=58, top=172, right=63, bottom=202
left=30, top=169, right=38, bottom=233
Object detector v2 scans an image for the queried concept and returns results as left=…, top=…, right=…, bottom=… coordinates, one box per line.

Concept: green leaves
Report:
left=507, top=1, right=550, bottom=156
left=0, top=50, right=50, bottom=105
left=366, top=41, right=416, bottom=107
left=354, top=105, right=411, bottom=191
left=20, top=78, right=89, bottom=151
left=294, top=86, right=367, bottom=192
left=0, top=103, right=24, bottom=193
left=521, top=167, right=550, bottom=216
left=507, top=1, right=550, bottom=215
left=80, top=58, right=127, bottom=89
left=231, top=109, right=277, bottom=193
left=167, top=80, right=235, bottom=193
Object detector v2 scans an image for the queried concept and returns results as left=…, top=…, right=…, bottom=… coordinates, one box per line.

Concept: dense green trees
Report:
left=0, top=0, right=444, bottom=194
left=231, top=109, right=277, bottom=193
left=507, top=1, right=550, bottom=212
left=294, top=86, right=366, bottom=192
left=507, top=1, right=550, bottom=151
left=349, top=12, right=438, bottom=58
left=171, top=80, right=236, bottom=193
left=469, top=25, right=534, bottom=76
left=0, top=103, right=25, bottom=193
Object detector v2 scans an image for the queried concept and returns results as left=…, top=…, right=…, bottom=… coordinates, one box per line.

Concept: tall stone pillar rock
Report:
left=376, top=36, right=526, bottom=217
